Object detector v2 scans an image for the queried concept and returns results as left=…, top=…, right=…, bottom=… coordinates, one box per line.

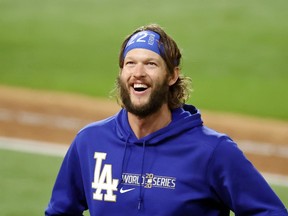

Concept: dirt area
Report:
left=0, top=85, right=287, bottom=175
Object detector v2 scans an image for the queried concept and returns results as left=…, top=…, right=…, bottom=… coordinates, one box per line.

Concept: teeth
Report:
left=133, top=83, right=147, bottom=88
left=133, top=83, right=148, bottom=92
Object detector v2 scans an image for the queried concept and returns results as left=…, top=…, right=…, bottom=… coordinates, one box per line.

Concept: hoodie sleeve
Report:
left=45, top=139, right=87, bottom=216
left=207, top=137, right=287, bottom=216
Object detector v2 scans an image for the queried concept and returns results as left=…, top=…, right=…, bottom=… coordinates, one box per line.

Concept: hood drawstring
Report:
left=117, top=135, right=147, bottom=211
left=138, top=140, right=146, bottom=210
left=117, top=135, right=130, bottom=190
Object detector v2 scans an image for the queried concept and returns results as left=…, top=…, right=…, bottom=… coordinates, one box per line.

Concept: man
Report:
left=45, top=24, right=287, bottom=215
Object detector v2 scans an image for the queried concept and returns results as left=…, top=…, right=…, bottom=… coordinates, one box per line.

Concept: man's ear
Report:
left=168, top=67, right=180, bottom=86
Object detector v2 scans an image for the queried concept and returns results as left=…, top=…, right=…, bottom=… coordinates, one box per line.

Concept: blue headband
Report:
left=123, top=30, right=164, bottom=58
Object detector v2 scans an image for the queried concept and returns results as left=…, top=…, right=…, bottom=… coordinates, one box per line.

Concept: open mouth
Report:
left=133, top=83, right=148, bottom=92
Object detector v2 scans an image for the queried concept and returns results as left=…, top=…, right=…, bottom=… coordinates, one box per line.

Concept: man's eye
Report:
left=147, top=62, right=156, bottom=66
left=126, top=61, right=135, bottom=65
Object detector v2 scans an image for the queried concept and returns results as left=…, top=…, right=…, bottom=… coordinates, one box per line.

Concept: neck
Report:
left=127, top=104, right=172, bottom=139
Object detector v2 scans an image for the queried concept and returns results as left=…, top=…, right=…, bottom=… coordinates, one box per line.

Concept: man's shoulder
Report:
left=192, top=125, right=234, bottom=149
left=78, top=114, right=117, bottom=135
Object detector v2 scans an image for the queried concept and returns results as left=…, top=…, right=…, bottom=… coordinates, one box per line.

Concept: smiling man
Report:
left=45, top=24, right=287, bottom=216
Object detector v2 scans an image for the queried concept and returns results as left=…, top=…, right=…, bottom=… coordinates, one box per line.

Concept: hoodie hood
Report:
left=116, top=104, right=203, bottom=145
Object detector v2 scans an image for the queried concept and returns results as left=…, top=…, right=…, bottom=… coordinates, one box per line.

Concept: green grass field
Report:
left=0, top=148, right=287, bottom=215
left=0, top=0, right=288, bottom=120
left=0, top=148, right=91, bottom=216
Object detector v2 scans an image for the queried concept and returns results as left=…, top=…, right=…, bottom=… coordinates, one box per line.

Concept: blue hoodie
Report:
left=45, top=104, right=287, bottom=216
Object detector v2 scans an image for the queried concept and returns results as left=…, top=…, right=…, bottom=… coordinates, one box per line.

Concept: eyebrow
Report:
left=145, top=57, right=160, bottom=62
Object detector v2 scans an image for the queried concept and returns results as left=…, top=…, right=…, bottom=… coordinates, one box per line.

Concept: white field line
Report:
left=262, top=172, right=288, bottom=187
left=0, top=108, right=87, bottom=130
left=0, top=136, right=288, bottom=187
left=0, top=136, right=68, bottom=157
left=237, top=140, right=288, bottom=158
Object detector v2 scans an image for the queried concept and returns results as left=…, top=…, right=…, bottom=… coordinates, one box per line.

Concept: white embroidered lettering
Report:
left=91, top=152, right=119, bottom=202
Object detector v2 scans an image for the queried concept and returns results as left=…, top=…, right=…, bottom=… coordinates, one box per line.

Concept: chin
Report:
left=131, top=98, right=149, bottom=107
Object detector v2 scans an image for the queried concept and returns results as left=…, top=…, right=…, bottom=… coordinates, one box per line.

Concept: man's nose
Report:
left=132, top=64, right=146, bottom=77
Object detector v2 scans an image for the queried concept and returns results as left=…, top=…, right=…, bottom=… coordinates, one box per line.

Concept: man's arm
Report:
left=45, top=139, right=87, bottom=216
left=207, top=138, right=287, bottom=215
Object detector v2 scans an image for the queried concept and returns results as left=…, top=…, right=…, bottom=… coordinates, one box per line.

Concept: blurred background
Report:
left=1, top=0, right=287, bottom=119
left=0, top=0, right=287, bottom=215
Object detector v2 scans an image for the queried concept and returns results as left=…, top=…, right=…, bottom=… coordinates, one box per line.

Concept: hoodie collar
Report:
left=116, top=104, right=203, bottom=145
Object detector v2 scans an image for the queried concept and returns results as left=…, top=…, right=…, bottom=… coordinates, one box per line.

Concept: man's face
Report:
left=118, top=49, right=170, bottom=118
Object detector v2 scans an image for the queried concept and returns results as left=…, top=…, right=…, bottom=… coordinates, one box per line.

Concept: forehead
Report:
left=125, top=48, right=163, bottom=61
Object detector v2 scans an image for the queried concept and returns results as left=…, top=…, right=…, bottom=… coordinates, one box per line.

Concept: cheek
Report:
left=119, top=72, right=129, bottom=82
left=152, top=73, right=169, bottom=85
left=120, top=68, right=132, bottom=79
